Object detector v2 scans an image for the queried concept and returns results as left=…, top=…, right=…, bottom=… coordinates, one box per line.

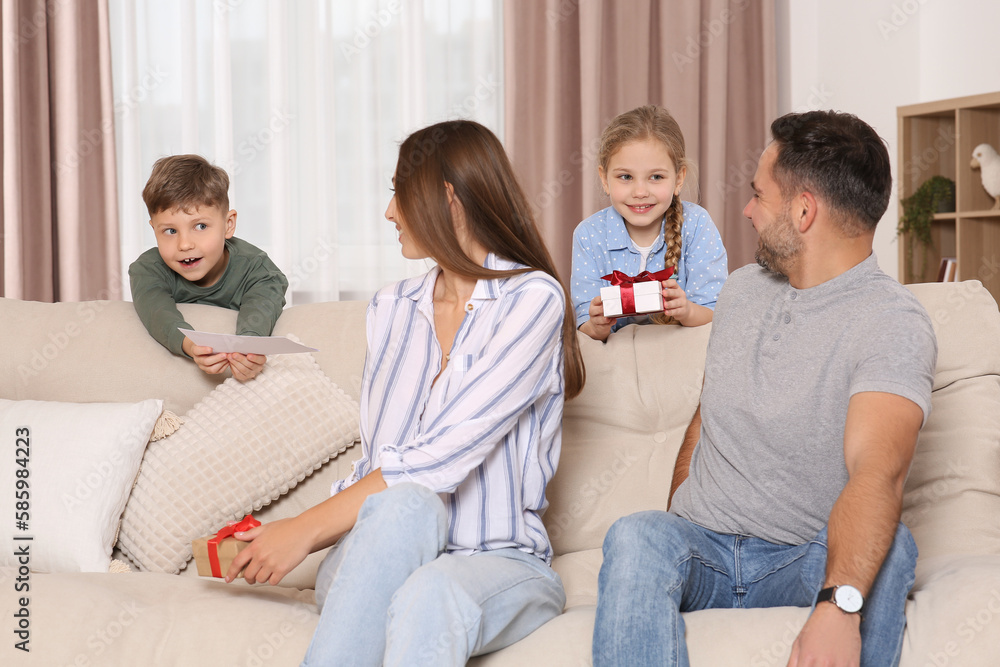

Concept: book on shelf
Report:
left=937, top=257, right=957, bottom=282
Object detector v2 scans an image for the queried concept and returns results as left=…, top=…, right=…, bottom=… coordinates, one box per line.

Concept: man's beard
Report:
left=755, top=208, right=803, bottom=276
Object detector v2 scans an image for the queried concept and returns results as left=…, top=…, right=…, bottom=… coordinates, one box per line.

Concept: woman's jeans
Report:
left=593, top=511, right=918, bottom=667
left=302, top=483, right=565, bottom=666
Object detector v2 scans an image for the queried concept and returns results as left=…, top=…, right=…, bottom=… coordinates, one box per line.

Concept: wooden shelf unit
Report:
left=897, top=91, right=1000, bottom=302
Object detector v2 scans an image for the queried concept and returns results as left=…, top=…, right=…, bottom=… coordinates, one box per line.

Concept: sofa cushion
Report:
left=117, top=350, right=359, bottom=574
left=903, top=281, right=1000, bottom=560
left=545, top=323, right=708, bottom=556
left=0, top=398, right=162, bottom=573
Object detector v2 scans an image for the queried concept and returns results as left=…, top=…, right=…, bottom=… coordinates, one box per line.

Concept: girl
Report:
left=572, top=105, right=728, bottom=341
left=226, top=120, right=585, bottom=666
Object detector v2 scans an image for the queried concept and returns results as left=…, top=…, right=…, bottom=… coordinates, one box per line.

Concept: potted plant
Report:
left=897, top=175, right=955, bottom=283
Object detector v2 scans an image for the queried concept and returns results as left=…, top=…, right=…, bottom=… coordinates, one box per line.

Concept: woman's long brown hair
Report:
left=394, top=120, right=585, bottom=399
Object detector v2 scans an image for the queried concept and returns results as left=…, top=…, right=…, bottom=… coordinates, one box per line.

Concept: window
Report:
left=110, top=0, right=502, bottom=303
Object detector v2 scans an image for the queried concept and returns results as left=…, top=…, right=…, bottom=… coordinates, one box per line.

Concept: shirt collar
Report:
left=405, top=252, right=517, bottom=308
left=604, top=206, right=666, bottom=252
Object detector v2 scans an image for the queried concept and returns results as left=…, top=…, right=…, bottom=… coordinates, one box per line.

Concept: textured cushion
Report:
left=545, top=323, right=709, bottom=556
left=0, top=398, right=163, bottom=572
left=117, top=351, right=359, bottom=573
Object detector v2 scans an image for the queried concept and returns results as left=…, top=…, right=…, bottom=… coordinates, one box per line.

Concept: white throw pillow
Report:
left=0, top=398, right=164, bottom=572
left=117, top=350, right=359, bottom=573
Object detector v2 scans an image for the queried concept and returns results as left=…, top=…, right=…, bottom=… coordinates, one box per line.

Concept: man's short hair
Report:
left=142, top=154, right=230, bottom=217
left=769, top=111, right=892, bottom=236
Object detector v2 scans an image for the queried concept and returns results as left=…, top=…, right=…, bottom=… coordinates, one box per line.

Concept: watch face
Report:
left=834, top=585, right=864, bottom=613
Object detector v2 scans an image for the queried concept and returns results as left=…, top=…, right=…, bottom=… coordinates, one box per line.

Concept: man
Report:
left=592, top=110, right=937, bottom=666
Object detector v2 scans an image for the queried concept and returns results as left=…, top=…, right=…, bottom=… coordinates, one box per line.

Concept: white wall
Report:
left=777, top=0, right=1000, bottom=280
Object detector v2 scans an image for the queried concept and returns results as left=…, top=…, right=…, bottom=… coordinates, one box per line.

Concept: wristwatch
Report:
left=816, top=585, right=865, bottom=615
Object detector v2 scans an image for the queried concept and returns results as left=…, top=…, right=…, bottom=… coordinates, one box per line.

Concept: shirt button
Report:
left=466, top=303, right=474, bottom=311
left=790, top=292, right=798, bottom=300
left=784, top=313, right=791, bottom=324
left=773, top=333, right=780, bottom=341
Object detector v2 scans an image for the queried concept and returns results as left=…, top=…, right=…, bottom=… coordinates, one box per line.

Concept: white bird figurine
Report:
left=971, top=143, right=1000, bottom=210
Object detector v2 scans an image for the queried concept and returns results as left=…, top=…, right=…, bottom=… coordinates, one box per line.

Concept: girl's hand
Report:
left=661, top=280, right=714, bottom=327
left=579, top=294, right=617, bottom=341
left=662, top=279, right=693, bottom=322
left=226, top=517, right=312, bottom=585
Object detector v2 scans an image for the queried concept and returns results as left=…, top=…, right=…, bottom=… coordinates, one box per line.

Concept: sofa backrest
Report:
left=0, top=298, right=368, bottom=415
left=900, top=282, right=1000, bottom=560
left=542, top=281, right=1000, bottom=562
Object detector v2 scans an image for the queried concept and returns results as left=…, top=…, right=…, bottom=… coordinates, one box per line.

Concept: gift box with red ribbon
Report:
left=191, top=515, right=261, bottom=579
left=600, top=267, right=674, bottom=318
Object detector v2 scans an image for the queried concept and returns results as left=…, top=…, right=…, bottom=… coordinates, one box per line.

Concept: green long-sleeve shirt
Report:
left=129, top=237, right=289, bottom=357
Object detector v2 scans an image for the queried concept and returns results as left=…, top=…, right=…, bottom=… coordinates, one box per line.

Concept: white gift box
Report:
left=601, top=281, right=663, bottom=317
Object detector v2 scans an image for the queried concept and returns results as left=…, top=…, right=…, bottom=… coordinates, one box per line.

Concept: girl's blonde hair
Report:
left=599, top=105, right=692, bottom=275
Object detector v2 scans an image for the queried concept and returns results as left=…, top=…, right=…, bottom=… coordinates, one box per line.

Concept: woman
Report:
left=227, top=120, right=585, bottom=665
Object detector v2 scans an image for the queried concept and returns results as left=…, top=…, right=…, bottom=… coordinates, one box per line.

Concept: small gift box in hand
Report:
left=600, top=267, right=675, bottom=318
left=191, top=515, right=260, bottom=579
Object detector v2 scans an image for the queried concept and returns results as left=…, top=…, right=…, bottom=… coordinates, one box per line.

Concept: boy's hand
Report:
left=228, top=353, right=265, bottom=382
left=182, top=337, right=230, bottom=375
left=579, top=294, right=617, bottom=342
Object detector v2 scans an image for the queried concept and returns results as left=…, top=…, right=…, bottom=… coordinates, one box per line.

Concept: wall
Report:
left=776, top=0, right=1000, bottom=280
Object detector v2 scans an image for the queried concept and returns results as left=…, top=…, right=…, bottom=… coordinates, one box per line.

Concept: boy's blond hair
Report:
left=142, top=154, right=230, bottom=217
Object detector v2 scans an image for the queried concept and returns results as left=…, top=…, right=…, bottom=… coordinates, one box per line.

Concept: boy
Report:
left=129, top=155, right=288, bottom=382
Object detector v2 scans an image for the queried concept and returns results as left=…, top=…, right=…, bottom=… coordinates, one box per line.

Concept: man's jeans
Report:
left=593, top=511, right=918, bottom=666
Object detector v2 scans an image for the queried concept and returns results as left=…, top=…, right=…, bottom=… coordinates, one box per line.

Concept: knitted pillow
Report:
left=117, top=349, right=359, bottom=573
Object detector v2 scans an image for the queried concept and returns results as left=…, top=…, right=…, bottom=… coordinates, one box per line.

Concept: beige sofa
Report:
left=1, top=279, right=999, bottom=666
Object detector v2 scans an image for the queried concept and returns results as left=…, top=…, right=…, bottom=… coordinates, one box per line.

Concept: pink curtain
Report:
left=1, top=0, right=120, bottom=302
left=504, top=0, right=777, bottom=279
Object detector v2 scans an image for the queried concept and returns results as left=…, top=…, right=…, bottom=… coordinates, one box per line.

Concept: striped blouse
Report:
left=332, top=253, right=567, bottom=563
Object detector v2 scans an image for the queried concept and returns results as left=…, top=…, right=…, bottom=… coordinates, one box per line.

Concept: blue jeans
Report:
left=301, top=483, right=565, bottom=667
left=592, top=512, right=918, bottom=667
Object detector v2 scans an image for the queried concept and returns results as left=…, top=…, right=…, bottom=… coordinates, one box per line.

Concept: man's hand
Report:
left=228, top=353, right=265, bottom=382
left=182, top=337, right=230, bottom=375
left=788, top=602, right=861, bottom=666
left=579, top=294, right=617, bottom=341
left=226, top=516, right=312, bottom=585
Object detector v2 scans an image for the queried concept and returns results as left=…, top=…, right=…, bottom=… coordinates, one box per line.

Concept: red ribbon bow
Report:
left=601, top=266, right=675, bottom=285
left=207, top=515, right=260, bottom=578
left=601, top=267, right=675, bottom=316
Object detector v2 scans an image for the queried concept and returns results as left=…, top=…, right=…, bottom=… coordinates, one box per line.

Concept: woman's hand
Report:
left=579, top=294, right=617, bottom=341
left=226, top=516, right=312, bottom=585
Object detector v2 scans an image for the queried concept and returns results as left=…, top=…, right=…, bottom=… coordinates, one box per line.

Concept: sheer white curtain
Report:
left=109, top=0, right=502, bottom=304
